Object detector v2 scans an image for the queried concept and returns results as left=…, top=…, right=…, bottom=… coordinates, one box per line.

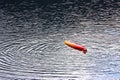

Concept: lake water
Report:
left=0, top=0, right=120, bottom=80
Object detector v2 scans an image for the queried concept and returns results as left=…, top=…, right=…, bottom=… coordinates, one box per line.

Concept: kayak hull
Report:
left=64, top=40, right=87, bottom=54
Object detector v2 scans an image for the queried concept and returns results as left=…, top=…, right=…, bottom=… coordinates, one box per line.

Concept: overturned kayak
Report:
left=64, top=40, right=87, bottom=54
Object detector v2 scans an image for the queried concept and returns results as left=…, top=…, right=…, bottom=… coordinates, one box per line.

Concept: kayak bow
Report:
left=64, top=40, right=87, bottom=54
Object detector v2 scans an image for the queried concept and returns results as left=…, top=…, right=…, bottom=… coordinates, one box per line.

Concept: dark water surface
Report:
left=0, top=0, right=120, bottom=80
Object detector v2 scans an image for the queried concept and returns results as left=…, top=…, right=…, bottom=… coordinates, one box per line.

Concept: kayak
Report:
left=64, top=40, right=87, bottom=54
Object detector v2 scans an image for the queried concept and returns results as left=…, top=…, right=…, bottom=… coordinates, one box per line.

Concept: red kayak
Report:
left=64, top=40, right=87, bottom=54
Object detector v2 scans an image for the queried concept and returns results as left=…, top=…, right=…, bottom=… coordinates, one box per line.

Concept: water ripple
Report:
left=0, top=1, right=120, bottom=80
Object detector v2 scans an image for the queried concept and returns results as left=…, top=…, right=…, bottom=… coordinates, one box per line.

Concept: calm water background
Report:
left=0, top=0, right=120, bottom=80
